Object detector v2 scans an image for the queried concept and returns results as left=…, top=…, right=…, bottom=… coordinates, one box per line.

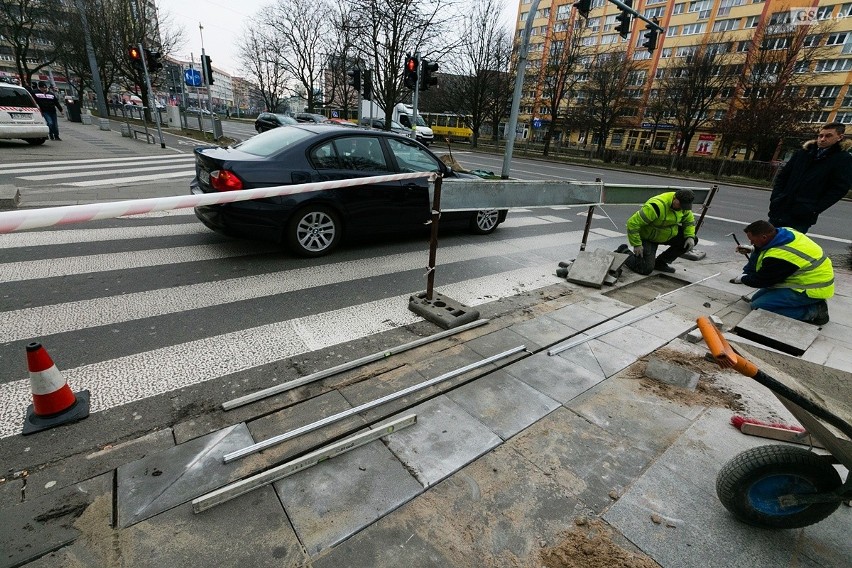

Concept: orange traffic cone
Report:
left=22, top=342, right=90, bottom=435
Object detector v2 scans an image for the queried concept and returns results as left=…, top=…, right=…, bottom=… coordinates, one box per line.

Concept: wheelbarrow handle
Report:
left=697, top=317, right=852, bottom=441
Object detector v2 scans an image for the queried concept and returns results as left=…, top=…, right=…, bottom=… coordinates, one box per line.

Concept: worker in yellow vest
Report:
left=730, top=220, right=833, bottom=325
left=617, top=189, right=697, bottom=274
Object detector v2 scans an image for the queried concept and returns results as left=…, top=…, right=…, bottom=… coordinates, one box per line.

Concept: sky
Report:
left=158, top=0, right=520, bottom=77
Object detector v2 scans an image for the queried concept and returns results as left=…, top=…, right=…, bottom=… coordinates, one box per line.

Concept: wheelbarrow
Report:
left=697, top=316, right=852, bottom=529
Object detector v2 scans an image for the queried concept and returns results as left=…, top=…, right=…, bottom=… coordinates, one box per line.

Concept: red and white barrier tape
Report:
left=0, top=171, right=434, bottom=234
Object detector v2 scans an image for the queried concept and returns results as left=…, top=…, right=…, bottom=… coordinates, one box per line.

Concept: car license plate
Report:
left=199, top=170, right=210, bottom=185
left=9, top=113, right=29, bottom=120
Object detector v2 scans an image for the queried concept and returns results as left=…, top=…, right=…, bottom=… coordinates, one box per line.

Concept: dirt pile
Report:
left=540, top=518, right=660, bottom=568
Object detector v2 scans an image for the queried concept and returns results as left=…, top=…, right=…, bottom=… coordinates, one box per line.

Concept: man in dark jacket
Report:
left=33, top=81, right=64, bottom=141
left=769, top=122, right=852, bottom=233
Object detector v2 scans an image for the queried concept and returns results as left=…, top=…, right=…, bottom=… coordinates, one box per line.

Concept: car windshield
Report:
left=414, top=116, right=427, bottom=127
left=0, top=86, right=37, bottom=108
left=233, top=125, right=315, bottom=157
left=389, top=120, right=406, bottom=130
left=276, top=114, right=297, bottom=125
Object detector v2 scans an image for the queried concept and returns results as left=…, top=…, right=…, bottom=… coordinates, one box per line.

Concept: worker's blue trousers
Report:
left=750, top=288, right=823, bottom=322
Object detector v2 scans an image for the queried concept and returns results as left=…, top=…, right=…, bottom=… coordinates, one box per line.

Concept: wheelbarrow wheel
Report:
left=717, top=444, right=842, bottom=529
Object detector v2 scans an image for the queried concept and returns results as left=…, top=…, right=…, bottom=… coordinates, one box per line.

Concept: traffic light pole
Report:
left=138, top=42, right=166, bottom=148
left=608, top=0, right=664, bottom=32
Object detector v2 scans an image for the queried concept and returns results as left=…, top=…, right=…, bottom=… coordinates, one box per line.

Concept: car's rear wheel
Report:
left=469, top=209, right=500, bottom=234
left=286, top=205, right=342, bottom=257
left=25, top=138, right=47, bottom=145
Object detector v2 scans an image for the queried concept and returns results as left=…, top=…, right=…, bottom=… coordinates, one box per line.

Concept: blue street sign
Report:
left=532, top=118, right=542, bottom=129
left=184, top=69, right=202, bottom=87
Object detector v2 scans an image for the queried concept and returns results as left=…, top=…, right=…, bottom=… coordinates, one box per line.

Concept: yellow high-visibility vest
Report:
left=626, top=192, right=695, bottom=246
left=756, top=230, right=834, bottom=299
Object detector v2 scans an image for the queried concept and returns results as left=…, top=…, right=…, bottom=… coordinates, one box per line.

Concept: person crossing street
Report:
left=33, top=81, right=64, bottom=141
left=616, top=189, right=697, bottom=275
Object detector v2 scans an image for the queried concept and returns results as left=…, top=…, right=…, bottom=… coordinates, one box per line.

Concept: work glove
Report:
left=684, top=237, right=695, bottom=252
left=736, top=245, right=754, bottom=255
left=729, top=274, right=746, bottom=284
left=633, top=245, right=643, bottom=257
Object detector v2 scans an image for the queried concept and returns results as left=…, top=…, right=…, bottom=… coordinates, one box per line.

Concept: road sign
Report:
left=184, top=69, right=202, bottom=87
left=533, top=118, right=542, bottom=129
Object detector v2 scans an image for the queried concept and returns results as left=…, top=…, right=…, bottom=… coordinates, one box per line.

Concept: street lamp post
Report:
left=199, top=23, right=214, bottom=118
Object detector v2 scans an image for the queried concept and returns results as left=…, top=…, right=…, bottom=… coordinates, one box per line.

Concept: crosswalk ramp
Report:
left=0, top=154, right=196, bottom=187
left=0, top=210, right=623, bottom=439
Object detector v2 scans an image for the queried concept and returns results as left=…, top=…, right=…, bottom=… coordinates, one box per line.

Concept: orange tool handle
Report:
left=696, top=317, right=758, bottom=377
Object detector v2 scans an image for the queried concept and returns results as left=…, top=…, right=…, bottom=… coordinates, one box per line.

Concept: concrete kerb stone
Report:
left=0, top=185, right=21, bottom=210
left=644, top=356, right=701, bottom=391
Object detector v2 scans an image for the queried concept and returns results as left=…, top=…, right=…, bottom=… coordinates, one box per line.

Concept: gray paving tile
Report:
left=116, top=424, right=254, bottom=528
left=377, top=395, right=502, bottom=487
left=445, top=369, right=561, bottom=440
left=555, top=336, right=607, bottom=378
left=274, top=439, right=422, bottom=555
left=548, top=302, right=616, bottom=330
left=503, top=350, right=605, bottom=404
left=463, top=327, right=536, bottom=362
left=586, top=338, right=644, bottom=377
left=508, top=314, right=578, bottom=348
left=736, top=309, right=820, bottom=355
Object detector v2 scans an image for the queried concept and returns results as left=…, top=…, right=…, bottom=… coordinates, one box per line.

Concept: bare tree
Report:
left=0, top=0, right=67, bottom=86
left=267, top=0, right=333, bottom=112
left=349, top=0, right=457, bottom=128
left=717, top=19, right=832, bottom=161
left=238, top=22, right=289, bottom=113
left=582, top=48, right=638, bottom=157
left=537, top=25, right=583, bottom=155
left=433, top=0, right=511, bottom=146
left=324, top=0, right=360, bottom=118
left=657, top=36, right=737, bottom=156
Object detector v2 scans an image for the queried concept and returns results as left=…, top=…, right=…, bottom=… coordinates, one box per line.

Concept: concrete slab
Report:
left=502, top=350, right=605, bottom=404
left=566, top=250, right=612, bottom=288
left=274, top=439, right=423, bottom=555
left=586, top=338, right=645, bottom=377
left=25, top=428, right=174, bottom=500
left=615, top=306, right=696, bottom=340
left=377, top=395, right=502, bottom=487
left=547, top=303, right=616, bottom=331
left=735, top=309, right=820, bottom=355
left=0, top=473, right=111, bottom=568
left=463, top=326, right=536, bottom=362
left=555, top=336, right=607, bottom=378
left=408, top=291, right=480, bottom=329
left=116, top=423, right=254, bottom=528
left=0, top=185, right=21, bottom=209
left=604, top=409, right=852, bottom=568
left=311, top=443, right=587, bottom=568
left=508, top=313, right=578, bottom=348
left=510, top=408, right=662, bottom=513
left=645, top=357, right=700, bottom=391
left=445, top=369, right=561, bottom=440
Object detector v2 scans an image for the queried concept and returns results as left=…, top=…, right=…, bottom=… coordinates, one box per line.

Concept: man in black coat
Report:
left=769, top=122, right=852, bottom=233
left=33, top=81, right=64, bottom=141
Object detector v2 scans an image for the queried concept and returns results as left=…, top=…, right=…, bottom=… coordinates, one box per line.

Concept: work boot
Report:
left=54, top=136, right=62, bottom=141
left=614, top=244, right=630, bottom=254
left=654, top=261, right=676, bottom=273
left=49, top=134, right=54, bottom=140
left=810, top=300, right=829, bottom=326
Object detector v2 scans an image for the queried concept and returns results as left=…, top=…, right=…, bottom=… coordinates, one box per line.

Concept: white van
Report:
left=0, top=82, right=49, bottom=145
left=393, top=103, right=434, bottom=146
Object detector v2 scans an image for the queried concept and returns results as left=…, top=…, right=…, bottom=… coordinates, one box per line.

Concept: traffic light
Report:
left=642, top=18, right=660, bottom=53
left=202, top=55, right=214, bottom=85
left=128, top=46, right=143, bottom=72
left=347, top=68, right=361, bottom=91
left=614, top=0, right=633, bottom=39
left=362, top=69, right=372, bottom=100
left=144, top=48, right=163, bottom=73
left=419, top=60, right=438, bottom=91
left=573, top=0, right=591, bottom=18
left=403, top=54, right=418, bottom=90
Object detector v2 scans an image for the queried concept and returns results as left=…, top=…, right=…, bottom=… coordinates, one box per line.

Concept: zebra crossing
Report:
left=0, top=153, right=196, bottom=188
left=0, top=207, right=621, bottom=439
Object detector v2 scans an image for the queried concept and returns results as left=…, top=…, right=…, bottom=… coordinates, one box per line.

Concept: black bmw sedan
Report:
left=190, top=124, right=507, bottom=257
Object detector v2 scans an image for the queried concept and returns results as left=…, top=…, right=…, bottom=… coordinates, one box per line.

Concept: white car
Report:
left=0, top=82, right=49, bottom=145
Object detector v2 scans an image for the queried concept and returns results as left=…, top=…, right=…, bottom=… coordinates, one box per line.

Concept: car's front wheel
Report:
left=286, top=205, right=342, bottom=257
left=469, top=209, right=501, bottom=234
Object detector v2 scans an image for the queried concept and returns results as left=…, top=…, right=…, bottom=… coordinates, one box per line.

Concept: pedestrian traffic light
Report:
left=403, top=54, right=418, bottom=90
left=573, top=0, right=591, bottom=18
left=642, top=18, right=660, bottom=53
left=361, top=69, right=372, bottom=100
left=347, top=68, right=361, bottom=91
left=128, top=46, right=143, bottom=72
left=202, top=55, right=214, bottom=85
left=419, top=60, right=438, bottom=91
left=614, top=0, right=633, bottom=39
left=145, top=49, right=163, bottom=73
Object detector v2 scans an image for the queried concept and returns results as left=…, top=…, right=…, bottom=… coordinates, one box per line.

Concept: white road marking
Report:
left=0, top=154, right=191, bottom=170
left=58, top=170, right=195, bottom=187
left=0, top=266, right=561, bottom=439
left=702, top=214, right=851, bottom=245
left=0, top=155, right=194, bottom=175
left=0, top=223, right=207, bottom=248
left=19, top=163, right=195, bottom=181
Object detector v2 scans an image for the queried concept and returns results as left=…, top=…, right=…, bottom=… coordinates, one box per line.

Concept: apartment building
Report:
left=514, top=0, right=852, bottom=157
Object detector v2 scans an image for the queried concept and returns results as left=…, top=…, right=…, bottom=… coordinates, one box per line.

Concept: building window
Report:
left=661, top=48, right=673, bottom=58
left=713, top=18, right=739, bottom=32
left=803, top=111, right=831, bottom=123
left=634, top=50, right=652, bottom=60
left=762, top=37, right=791, bottom=50
left=673, top=3, right=685, bottom=15
left=587, top=17, right=601, bottom=32
left=736, top=40, right=752, bottom=52
left=644, top=6, right=665, bottom=18
left=668, top=25, right=679, bottom=36
left=745, top=15, right=760, bottom=27
left=835, top=112, right=852, bottom=123
left=676, top=45, right=698, bottom=57
left=803, top=34, right=822, bottom=47
left=682, top=23, right=707, bottom=35
left=815, top=59, right=852, bottom=72
left=826, top=33, right=848, bottom=46
left=806, top=85, right=841, bottom=106
left=717, top=0, right=745, bottom=17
